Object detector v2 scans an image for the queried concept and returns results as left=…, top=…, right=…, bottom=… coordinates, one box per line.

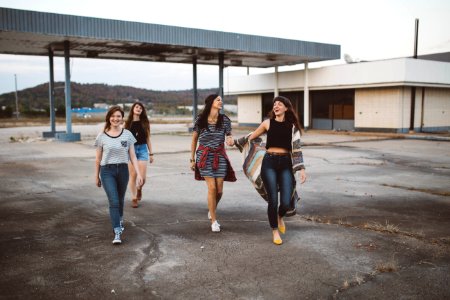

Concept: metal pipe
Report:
left=414, top=19, right=419, bottom=59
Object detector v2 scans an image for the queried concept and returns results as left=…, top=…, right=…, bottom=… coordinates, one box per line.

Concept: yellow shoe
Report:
left=278, top=217, right=286, bottom=234
left=273, top=237, right=283, bottom=245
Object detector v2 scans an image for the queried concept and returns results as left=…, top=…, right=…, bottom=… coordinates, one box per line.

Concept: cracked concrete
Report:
left=0, top=125, right=449, bottom=299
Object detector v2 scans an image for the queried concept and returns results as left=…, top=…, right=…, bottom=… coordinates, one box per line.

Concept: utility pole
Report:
left=409, top=18, right=419, bottom=132
left=14, top=74, right=19, bottom=119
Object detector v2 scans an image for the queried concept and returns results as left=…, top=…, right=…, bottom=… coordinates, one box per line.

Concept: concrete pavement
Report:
left=0, top=124, right=449, bottom=299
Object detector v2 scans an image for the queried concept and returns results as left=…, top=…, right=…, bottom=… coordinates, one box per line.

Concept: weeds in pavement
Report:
left=10, top=135, right=30, bottom=143
left=382, top=183, right=450, bottom=197
left=302, top=215, right=323, bottom=222
left=354, top=274, right=364, bottom=285
left=342, top=280, right=350, bottom=289
left=363, top=220, right=399, bottom=233
left=375, top=257, right=398, bottom=273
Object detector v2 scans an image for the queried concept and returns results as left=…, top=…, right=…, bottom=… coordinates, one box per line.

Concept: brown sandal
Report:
left=131, top=198, right=138, bottom=208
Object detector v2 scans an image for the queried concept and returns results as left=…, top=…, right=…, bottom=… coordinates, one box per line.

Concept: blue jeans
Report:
left=100, top=164, right=129, bottom=230
left=261, top=153, right=295, bottom=229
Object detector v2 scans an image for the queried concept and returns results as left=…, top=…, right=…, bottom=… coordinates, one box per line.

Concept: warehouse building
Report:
left=228, top=54, right=450, bottom=133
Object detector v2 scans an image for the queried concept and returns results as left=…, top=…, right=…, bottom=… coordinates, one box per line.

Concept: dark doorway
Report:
left=311, top=89, right=355, bottom=130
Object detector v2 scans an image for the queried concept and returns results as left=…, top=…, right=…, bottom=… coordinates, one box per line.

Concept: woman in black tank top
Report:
left=247, top=96, right=307, bottom=245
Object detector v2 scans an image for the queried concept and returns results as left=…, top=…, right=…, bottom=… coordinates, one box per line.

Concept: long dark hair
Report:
left=124, top=102, right=150, bottom=137
left=269, top=96, right=301, bottom=131
left=197, top=94, right=224, bottom=131
left=104, top=105, right=124, bottom=131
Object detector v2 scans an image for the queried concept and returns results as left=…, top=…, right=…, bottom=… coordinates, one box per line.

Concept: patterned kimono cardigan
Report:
left=234, top=126, right=305, bottom=217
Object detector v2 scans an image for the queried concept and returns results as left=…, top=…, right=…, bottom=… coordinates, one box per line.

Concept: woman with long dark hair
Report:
left=248, top=96, right=307, bottom=245
left=95, top=105, right=143, bottom=244
left=124, top=102, right=153, bottom=208
left=190, top=94, right=236, bottom=232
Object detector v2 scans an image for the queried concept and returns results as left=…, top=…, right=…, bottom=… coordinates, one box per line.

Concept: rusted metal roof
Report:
left=0, top=7, right=340, bottom=67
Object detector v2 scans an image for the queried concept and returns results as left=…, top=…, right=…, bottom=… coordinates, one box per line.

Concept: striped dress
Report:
left=194, top=115, right=232, bottom=178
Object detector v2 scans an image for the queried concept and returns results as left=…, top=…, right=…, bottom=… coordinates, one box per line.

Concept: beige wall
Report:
left=237, top=94, right=262, bottom=125
left=355, top=87, right=411, bottom=131
left=422, top=88, right=450, bottom=129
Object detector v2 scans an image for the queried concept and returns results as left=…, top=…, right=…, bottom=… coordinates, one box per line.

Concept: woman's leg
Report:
left=117, top=164, right=129, bottom=223
left=215, top=177, right=224, bottom=206
left=100, top=166, right=121, bottom=230
left=204, top=177, right=218, bottom=223
left=261, top=155, right=282, bottom=244
left=278, top=159, right=295, bottom=219
left=261, top=155, right=279, bottom=229
left=277, top=160, right=294, bottom=233
left=137, top=160, right=148, bottom=200
left=128, top=162, right=137, bottom=199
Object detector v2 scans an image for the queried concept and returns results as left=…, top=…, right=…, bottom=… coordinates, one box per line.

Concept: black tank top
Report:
left=266, top=119, right=292, bottom=151
left=130, top=121, right=147, bottom=145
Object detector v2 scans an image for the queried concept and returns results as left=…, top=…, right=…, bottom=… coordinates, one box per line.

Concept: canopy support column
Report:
left=192, top=55, right=198, bottom=123
left=274, top=66, right=279, bottom=97
left=219, top=52, right=224, bottom=110
left=304, top=62, right=310, bottom=130
left=43, top=48, right=64, bottom=138
left=55, top=41, right=80, bottom=141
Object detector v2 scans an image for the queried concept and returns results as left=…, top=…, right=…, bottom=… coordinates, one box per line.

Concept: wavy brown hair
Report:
left=104, top=105, right=124, bottom=131
left=196, top=94, right=224, bottom=131
left=269, top=96, right=302, bottom=131
left=124, top=102, right=150, bottom=137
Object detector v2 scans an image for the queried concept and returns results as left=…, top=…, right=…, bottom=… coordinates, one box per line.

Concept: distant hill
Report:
left=0, top=82, right=237, bottom=117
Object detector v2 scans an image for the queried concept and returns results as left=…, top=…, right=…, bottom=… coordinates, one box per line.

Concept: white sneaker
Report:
left=208, top=212, right=220, bottom=227
left=112, top=228, right=122, bottom=244
left=211, top=221, right=221, bottom=232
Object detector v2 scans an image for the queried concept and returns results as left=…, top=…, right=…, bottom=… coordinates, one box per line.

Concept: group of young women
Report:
left=95, top=94, right=306, bottom=246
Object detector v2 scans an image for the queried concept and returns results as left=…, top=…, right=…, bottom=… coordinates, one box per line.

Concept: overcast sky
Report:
left=0, top=0, right=449, bottom=94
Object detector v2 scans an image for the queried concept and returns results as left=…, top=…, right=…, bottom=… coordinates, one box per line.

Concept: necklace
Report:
left=208, top=116, right=218, bottom=123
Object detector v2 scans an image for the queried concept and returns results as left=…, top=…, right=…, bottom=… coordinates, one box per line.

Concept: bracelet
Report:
left=149, top=153, right=154, bottom=156
left=190, top=159, right=195, bottom=163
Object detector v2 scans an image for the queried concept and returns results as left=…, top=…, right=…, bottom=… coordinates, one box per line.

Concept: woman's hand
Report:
left=190, top=160, right=196, bottom=171
left=299, top=169, right=307, bottom=184
left=136, top=174, right=144, bottom=187
left=95, top=176, right=101, bottom=188
left=226, top=135, right=235, bottom=146
left=149, top=156, right=154, bottom=164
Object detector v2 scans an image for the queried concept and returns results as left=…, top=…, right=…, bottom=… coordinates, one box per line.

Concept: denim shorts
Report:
left=134, top=144, right=149, bottom=161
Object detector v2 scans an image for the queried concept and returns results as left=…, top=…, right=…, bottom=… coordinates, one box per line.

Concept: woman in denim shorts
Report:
left=124, top=102, right=154, bottom=208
